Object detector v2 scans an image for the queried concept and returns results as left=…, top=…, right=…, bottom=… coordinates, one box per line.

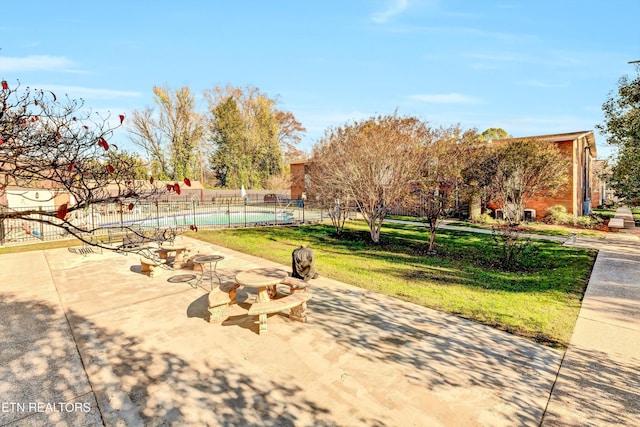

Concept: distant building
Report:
left=290, top=159, right=311, bottom=200
left=484, top=130, right=598, bottom=220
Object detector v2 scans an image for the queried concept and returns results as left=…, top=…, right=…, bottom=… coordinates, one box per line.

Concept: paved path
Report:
left=542, top=207, right=640, bottom=425
left=0, top=207, right=639, bottom=425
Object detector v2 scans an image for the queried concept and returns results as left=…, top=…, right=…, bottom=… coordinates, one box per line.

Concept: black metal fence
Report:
left=0, top=200, right=325, bottom=246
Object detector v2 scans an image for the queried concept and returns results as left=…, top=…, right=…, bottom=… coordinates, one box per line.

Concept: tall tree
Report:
left=0, top=80, right=176, bottom=247
left=308, top=114, right=428, bottom=243
left=129, top=85, right=204, bottom=181
left=205, top=85, right=304, bottom=189
left=597, top=66, right=640, bottom=201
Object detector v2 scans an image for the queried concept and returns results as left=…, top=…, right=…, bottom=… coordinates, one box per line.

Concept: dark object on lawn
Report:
left=292, top=245, right=319, bottom=281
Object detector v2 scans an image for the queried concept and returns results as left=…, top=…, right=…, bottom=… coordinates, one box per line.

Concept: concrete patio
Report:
left=1, top=212, right=639, bottom=425
left=1, top=236, right=563, bottom=426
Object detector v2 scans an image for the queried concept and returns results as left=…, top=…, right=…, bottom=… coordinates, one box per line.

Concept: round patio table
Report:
left=235, top=268, right=288, bottom=303
left=193, top=255, right=224, bottom=289
left=157, top=245, right=189, bottom=268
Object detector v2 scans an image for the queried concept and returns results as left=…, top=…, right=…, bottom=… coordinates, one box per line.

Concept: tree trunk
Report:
left=469, top=194, right=481, bottom=221
left=369, top=220, right=381, bottom=243
left=428, top=219, right=437, bottom=253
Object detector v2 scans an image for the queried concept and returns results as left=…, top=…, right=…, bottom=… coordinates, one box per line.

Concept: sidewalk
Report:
left=542, top=207, right=640, bottom=425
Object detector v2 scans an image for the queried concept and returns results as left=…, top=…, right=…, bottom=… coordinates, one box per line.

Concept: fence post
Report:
left=0, top=206, right=5, bottom=245
left=38, top=207, right=44, bottom=239
left=119, top=201, right=124, bottom=230
left=192, top=200, right=196, bottom=227
left=244, top=199, right=247, bottom=228
left=0, top=212, right=4, bottom=246
left=227, top=200, right=231, bottom=228
left=155, top=201, right=160, bottom=228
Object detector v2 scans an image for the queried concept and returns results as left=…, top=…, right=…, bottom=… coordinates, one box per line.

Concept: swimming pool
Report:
left=104, top=209, right=296, bottom=228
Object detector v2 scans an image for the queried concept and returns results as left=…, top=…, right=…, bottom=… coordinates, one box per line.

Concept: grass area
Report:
left=0, top=238, right=82, bottom=255
left=188, top=220, right=596, bottom=349
left=591, top=208, right=617, bottom=219
left=388, top=214, right=606, bottom=238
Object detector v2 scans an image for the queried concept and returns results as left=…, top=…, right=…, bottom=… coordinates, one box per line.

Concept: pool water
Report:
left=112, top=210, right=295, bottom=228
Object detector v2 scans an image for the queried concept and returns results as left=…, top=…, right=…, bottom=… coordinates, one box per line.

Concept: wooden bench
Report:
left=609, top=217, right=625, bottom=231
left=140, top=256, right=162, bottom=277
left=248, top=293, right=312, bottom=334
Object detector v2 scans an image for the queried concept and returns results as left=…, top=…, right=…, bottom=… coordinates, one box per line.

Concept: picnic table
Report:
left=235, top=268, right=311, bottom=334
left=156, top=244, right=190, bottom=268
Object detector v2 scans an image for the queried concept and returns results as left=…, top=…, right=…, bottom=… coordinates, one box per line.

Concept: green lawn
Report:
left=389, top=215, right=606, bottom=238
left=189, top=220, right=596, bottom=349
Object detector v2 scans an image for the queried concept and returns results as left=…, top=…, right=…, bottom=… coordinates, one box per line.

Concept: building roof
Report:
left=289, top=158, right=311, bottom=165
left=492, top=131, right=597, bottom=158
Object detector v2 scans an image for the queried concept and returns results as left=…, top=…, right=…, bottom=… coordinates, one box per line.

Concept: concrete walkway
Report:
left=0, top=207, right=638, bottom=426
left=542, top=207, right=640, bottom=426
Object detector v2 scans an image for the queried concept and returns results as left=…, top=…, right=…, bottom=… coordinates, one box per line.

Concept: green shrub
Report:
left=543, top=205, right=575, bottom=226
left=576, top=215, right=605, bottom=229
left=474, top=211, right=495, bottom=224
left=491, top=226, right=538, bottom=271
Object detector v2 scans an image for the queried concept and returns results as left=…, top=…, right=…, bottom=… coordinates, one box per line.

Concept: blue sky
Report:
left=1, top=0, right=639, bottom=159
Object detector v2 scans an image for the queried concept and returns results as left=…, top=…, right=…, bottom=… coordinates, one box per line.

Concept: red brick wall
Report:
left=523, top=136, right=595, bottom=219
left=290, top=162, right=306, bottom=199
left=523, top=140, right=577, bottom=218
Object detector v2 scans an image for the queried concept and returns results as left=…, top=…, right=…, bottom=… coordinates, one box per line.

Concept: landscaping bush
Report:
left=544, top=205, right=605, bottom=229
left=543, top=205, right=575, bottom=226
left=474, top=211, right=495, bottom=224
left=491, top=226, right=538, bottom=271
left=576, top=214, right=605, bottom=229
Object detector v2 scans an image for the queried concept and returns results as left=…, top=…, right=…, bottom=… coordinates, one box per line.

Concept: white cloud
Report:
left=409, top=93, right=481, bottom=104
left=372, top=0, right=410, bottom=23
left=0, top=55, right=80, bottom=73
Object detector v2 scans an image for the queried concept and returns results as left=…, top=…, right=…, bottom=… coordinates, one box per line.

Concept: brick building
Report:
left=290, top=131, right=599, bottom=220
left=486, top=131, right=598, bottom=220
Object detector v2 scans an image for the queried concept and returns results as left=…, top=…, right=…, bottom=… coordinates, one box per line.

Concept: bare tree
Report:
left=306, top=153, right=352, bottom=235
left=129, top=85, right=204, bottom=181
left=483, top=139, right=569, bottom=225
left=308, top=114, right=428, bottom=243
left=0, top=80, right=179, bottom=248
left=404, top=125, right=478, bottom=253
